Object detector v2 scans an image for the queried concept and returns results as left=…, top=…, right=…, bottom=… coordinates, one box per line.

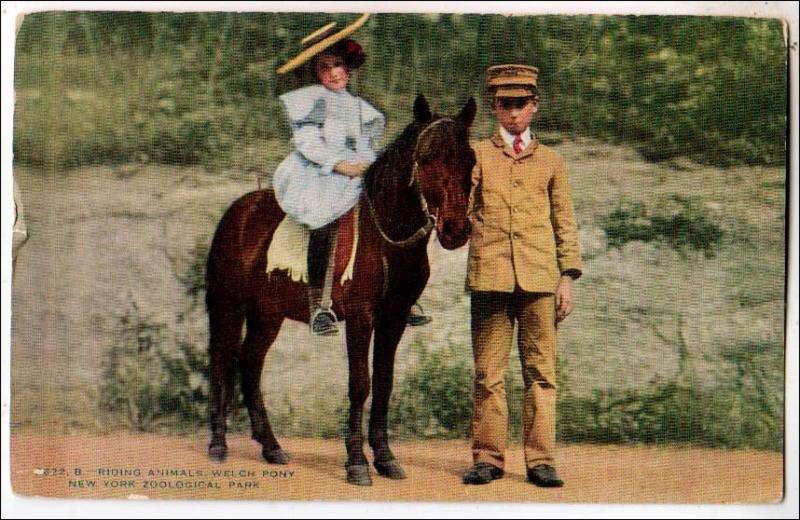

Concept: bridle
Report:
left=363, top=117, right=455, bottom=248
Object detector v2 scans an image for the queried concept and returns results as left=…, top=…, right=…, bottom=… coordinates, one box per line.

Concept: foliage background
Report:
left=14, top=12, right=786, bottom=172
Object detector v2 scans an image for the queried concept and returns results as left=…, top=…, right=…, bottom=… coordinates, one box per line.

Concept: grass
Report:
left=14, top=52, right=289, bottom=173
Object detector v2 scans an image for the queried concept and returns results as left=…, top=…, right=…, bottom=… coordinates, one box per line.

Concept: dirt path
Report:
left=10, top=432, right=782, bottom=503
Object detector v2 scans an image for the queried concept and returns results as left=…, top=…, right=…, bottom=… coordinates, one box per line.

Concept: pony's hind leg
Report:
left=208, top=307, right=245, bottom=462
left=239, top=313, right=288, bottom=464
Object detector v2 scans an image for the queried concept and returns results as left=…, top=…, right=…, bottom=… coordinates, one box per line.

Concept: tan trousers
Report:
left=471, top=290, right=557, bottom=470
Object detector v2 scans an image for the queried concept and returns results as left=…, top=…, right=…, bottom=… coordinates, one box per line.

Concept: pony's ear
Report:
left=458, top=97, right=477, bottom=127
left=413, top=94, right=432, bottom=123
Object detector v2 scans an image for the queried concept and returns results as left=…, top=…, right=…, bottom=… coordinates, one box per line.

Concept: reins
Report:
left=363, top=117, right=454, bottom=248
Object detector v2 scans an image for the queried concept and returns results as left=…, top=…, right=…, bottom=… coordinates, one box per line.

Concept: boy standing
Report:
left=463, top=64, right=582, bottom=487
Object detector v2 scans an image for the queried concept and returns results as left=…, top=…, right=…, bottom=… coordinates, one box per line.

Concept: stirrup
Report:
left=408, top=302, right=432, bottom=327
left=311, top=307, right=339, bottom=336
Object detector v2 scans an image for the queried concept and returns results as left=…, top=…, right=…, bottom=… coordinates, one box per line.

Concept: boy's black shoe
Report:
left=462, top=463, right=504, bottom=485
left=527, top=464, right=564, bottom=487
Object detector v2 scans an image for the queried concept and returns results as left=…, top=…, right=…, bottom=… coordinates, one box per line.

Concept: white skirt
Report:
left=273, top=152, right=363, bottom=230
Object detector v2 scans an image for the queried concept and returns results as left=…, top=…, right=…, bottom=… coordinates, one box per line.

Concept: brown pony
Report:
left=206, top=95, right=476, bottom=486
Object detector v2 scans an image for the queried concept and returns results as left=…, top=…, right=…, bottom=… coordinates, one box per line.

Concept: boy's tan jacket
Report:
left=466, top=131, right=582, bottom=293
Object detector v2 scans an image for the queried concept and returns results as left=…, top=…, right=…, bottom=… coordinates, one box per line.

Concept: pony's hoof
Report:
left=346, top=464, right=373, bottom=486
left=208, top=444, right=228, bottom=462
left=374, top=459, right=407, bottom=480
left=262, top=447, right=290, bottom=465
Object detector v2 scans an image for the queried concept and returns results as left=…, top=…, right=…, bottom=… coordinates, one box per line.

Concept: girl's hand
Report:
left=335, top=161, right=370, bottom=177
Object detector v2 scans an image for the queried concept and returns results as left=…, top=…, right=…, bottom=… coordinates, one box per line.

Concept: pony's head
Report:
left=412, top=95, right=476, bottom=250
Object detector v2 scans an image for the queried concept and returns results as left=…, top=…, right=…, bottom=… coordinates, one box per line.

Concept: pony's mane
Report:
left=363, top=120, right=424, bottom=198
left=361, top=113, right=471, bottom=239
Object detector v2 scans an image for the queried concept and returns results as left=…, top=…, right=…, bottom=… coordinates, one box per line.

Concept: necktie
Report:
left=513, top=134, right=523, bottom=154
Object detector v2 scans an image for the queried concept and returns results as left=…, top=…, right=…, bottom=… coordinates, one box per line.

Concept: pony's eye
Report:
left=417, top=152, right=436, bottom=165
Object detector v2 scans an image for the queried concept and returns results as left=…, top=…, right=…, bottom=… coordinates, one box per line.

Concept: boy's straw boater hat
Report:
left=276, top=13, right=370, bottom=74
left=486, top=64, right=539, bottom=98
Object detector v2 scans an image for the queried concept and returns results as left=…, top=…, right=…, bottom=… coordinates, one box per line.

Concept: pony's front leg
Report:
left=344, top=315, right=374, bottom=486
left=369, top=311, right=411, bottom=480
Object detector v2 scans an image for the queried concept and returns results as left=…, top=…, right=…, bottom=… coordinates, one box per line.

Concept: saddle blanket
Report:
left=266, top=203, right=359, bottom=285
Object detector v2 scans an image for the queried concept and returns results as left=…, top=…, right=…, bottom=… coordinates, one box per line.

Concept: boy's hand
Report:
left=555, top=275, right=574, bottom=323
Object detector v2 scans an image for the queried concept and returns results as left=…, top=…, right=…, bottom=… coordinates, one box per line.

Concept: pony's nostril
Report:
left=442, top=221, right=455, bottom=236
left=441, top=220, right=467, bottom=240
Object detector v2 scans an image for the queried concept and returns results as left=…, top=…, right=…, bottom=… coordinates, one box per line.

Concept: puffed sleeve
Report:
left=280, top=87, right=347, bottom=176
left=358, top=98, right=385, bottom=151
left=291, top=118, right=347, bottom=176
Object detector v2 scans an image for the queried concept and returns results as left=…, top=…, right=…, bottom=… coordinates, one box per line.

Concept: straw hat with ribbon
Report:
left=277, top=13, right=371, bottom=75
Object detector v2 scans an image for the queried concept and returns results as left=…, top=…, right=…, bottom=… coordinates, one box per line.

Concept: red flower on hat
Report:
left=340, top=40, right=367, bottom=69
left=346, top=40, right=364, bottom=58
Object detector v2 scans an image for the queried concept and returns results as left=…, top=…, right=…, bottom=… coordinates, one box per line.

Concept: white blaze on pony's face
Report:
left=413, top=96, right=477, bottom=250
left=315, top=53, right=350, bottom=92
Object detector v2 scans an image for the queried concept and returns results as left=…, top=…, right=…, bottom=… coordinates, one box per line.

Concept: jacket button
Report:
left=513, top=181, right=520, bottom=188
left=512, top=207, right=519, bottom=213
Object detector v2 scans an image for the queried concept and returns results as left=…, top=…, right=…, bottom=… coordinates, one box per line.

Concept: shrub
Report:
left=389, top=340, right=782, bottom=451
left=604, top=201, right=653, bottom=247
left=98, top=300, right=177, bottom=431
left=171, top=237, right=210, bottom=312
left=604, top=196, right=723, bottom=257
left=557, top=380, right=782, bottom=452
left=97, top=298, right=248, bottom=433
left=391, top=343, right=474, bottom=439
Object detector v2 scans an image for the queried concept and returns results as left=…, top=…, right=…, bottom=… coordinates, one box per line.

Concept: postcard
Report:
left=3, top=3, right=796, bottom=516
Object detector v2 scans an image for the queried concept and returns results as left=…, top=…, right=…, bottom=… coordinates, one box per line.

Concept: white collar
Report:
left=279, top=84, right=383, bottom=127
left=499, top=126, right=532, bottom=151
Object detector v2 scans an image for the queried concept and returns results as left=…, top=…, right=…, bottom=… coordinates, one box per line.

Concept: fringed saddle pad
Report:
left=266, top=203, right=359, bottom=285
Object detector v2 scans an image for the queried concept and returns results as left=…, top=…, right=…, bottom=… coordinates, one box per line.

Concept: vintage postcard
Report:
left=3, top=2, right=797, bottom=516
